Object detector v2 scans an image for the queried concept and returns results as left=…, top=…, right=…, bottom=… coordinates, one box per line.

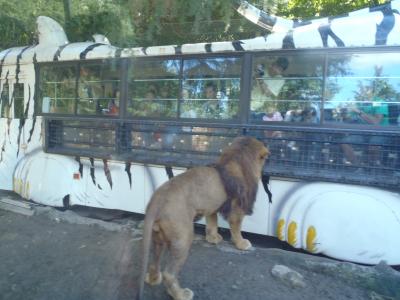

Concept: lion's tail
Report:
left=136, top=202, right=158, bottom=300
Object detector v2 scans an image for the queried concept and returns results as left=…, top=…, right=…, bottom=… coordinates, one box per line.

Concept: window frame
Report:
left=36, top=59, right=125, bottom=119
left=37, top=46, right=400, bottom=131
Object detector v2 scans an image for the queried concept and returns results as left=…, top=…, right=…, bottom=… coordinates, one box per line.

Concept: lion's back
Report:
left=152, top=166, right=227, bottom=215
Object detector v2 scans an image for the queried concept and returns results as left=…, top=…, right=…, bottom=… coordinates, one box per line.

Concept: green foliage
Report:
left=0, top=15, right=30, bottom=49
left=128, top=0, right=265, bottom=46
left=354, top=66, right=399, bottom=102
left=0, top=0, right=394, bottom=51
left=278, top=0, right=388, bottom=19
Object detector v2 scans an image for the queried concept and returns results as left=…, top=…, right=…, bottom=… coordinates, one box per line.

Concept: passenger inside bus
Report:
left=158, top=84, right=177, bottom=118
left=78, top=66, right=102, bottom=114
left=341, top=88, right=390, bottom=167
left=284, top=106, right=318, bottom=123
left=202, top=82, right=220, bottom=118
left=106, top=92, right=119, bottom=116
left=251, top=57, right=289, bottom=121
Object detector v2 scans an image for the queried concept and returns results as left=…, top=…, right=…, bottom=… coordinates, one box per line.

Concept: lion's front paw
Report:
left=206, top=232, right=223, bottom=244
left=168, top=287, right=193, bottom=300
left=179, top=288, right=194, bottom=300
left=233, top=238, right=252, bottom=250
left=145, top=271, right=162, bottom=285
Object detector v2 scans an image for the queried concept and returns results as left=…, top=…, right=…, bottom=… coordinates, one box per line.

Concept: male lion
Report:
left=136, top=136, right=269, bottom=300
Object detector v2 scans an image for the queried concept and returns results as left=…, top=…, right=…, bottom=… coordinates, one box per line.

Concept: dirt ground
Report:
left=0, top=201, right=399, bottom=300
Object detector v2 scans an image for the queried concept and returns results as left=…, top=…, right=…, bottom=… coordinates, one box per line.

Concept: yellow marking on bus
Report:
left=17, top=179, right=23, bottom=194
left=287, top=221, right=297, bottom=246
left=306, top=226, right=317, bottom=253
left=14, top=178, right=19, bottom=193
left=277, top=219, right=285, bottom=241
left=25, top=181, right=30, bottom=199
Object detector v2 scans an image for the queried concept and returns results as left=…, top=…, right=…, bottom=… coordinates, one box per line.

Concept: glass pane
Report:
left=0, top=84, right=9, bottom=118
left=250, top=55, right=323, bottom=124
left=127, top=59, right=180, bottom=118
left=77, top=60, right=121, bottom=116
left=181, top=57, right=241, bottom=120
left=14, top=83, right=24, bottom=119
left=325, top=52, right=400, bottom=127
left=40, top=65, right=76, bottom=114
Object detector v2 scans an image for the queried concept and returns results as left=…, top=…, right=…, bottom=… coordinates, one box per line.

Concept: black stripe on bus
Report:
left=318, top=24, right=345, bottom=47
left=53, top=44, right=69, bottom=61
left=174, top=46, right=182, bottom=55
left=115, top=48, right=123, bottom=58
left=165, top=166, right=174, bottom=179
left=103, top=159, right=113, bottom=189
left=27, top=53, right=39, bottom=144
left=90, top=157, right=96, bottom=185
left=232, top=41, right=245, bottom=51
left=75, top=156, right=83, bottom=177
left=125, top=162, right=132, bottom=188
left=16, top=46, right=31, bottom=83
left=79, top=43, right=104, bottom=60
left=258, top=11, right=277, bottom=30
left=16, top=84, right=31, bottom=157
left=375, top=4, right=397, bottom=45
left=282, top=32, right=295, bottom=49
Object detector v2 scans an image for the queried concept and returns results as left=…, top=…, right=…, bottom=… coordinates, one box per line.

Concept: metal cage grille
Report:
left=46, top=119, right=400, bottom=190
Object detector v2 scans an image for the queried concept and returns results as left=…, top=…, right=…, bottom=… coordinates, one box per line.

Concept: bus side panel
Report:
left=270, top=181, right=400, bottom=265
left=13, top=151, right=77, bottom=207
left=0, top=119, right=22, bottom=190
left=82, top=159, right=148, bottom=213
left=0, top=62, right=37, bottom=191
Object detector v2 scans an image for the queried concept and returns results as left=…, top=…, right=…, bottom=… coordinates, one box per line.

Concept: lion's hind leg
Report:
left=162, top=222, right=194, bottom=300
left=205, top=213, right=223, bottom=244
left=145, top=225, right=164, bottom=286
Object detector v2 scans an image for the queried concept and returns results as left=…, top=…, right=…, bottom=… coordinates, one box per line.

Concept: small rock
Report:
left=369, top=291, right=394, bottom=300
left=271, top=264, right=306, bottom=288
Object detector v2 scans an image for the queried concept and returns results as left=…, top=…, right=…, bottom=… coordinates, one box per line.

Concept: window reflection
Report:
left=77, top=61, right=121, bottom=116
left=127, top=59, right=179, bottom=118
left=250, top=55, right=323, bottom=124
left=40, top=65, right=76, bottom=114
left=325, top=52, right=400, bottom=127
left=181, top=57, right=241, bottom=119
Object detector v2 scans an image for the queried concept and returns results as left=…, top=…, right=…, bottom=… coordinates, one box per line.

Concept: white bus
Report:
left=1, top=1, right=400, bottom=265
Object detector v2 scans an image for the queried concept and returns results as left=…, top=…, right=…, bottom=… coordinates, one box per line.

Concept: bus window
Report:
left=181, top=57, right=241, bottom=120
left=127, top=59, right=180, bottom=118
left=0, top=83, right=9, bottom=118
left=39, top=64, right=76, bottom=114
left=250, top=54, right=323, bottom=123
left=77, top=60, right=121, bottom=116
left=14, top=83, right=24, bottom=119
left=325, top=52, right=400, bottom=127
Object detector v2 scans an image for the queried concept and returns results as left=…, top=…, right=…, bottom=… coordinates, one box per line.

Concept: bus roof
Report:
left=1, top=0, right=400, bottom=65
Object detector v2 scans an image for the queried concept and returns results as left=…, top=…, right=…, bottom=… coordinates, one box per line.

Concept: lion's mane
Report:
left=214, top=137, right=263, bottom=219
